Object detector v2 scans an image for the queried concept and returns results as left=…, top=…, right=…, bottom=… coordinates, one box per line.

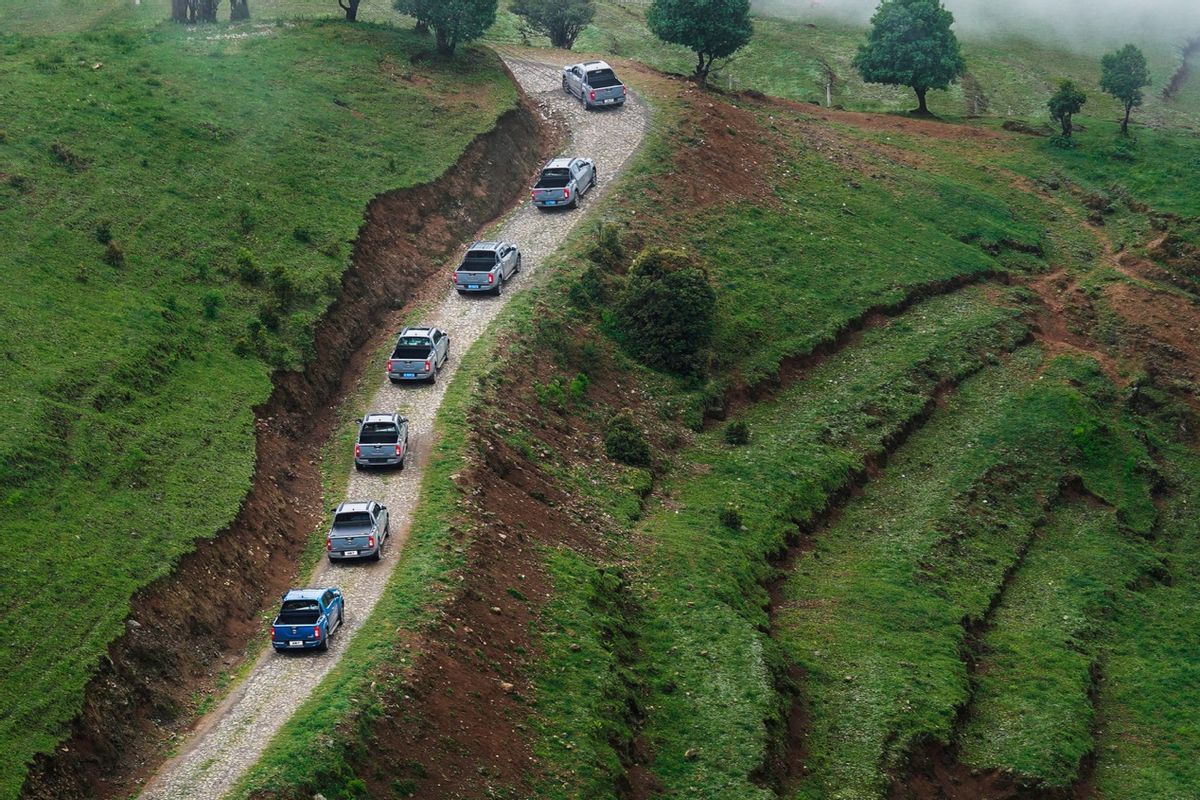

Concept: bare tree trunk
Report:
left=337, top=0, right=360, bottom=20
left=435, top=27, right=453, bottom=55
left=195, top=0, right=217, bottom=22
left=1121, top=102, right=1132, bottom=136
left=171, top=0, right=189, bottom=22
left=230, top=0, right=248, bottom=20
left=415, top=19, right=429, bottom=34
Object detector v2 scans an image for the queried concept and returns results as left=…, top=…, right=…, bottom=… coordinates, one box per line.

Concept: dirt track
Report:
left=137, top=53, right=649, bottom=800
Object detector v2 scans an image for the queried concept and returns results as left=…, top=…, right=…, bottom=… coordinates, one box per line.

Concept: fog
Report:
left=753, top=0, right=1200, bottom=51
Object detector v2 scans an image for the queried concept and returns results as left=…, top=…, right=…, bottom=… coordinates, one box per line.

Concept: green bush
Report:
left=719, top=505, right=742, bottom=529
left=587, top=222, right=626, bottom=271
left=604, top=411, right=651, bottom=467
left=616, top=247, right=716, bottom=376
left=103, top=240, right=125, bottom=267
left=724, top=420, right=750, bottom=445
left=201, top=290, right=224, bottom=320
left=568, top=372, right=590, bottom=403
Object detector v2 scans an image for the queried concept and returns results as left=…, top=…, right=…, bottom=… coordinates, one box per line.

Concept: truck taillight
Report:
left=531, top=191, right=537, bottom=200
left=622, top=85, right=627, bottom=95
left=396, top=444, right=403, bottom=456
left=368, top=536, right=376, bottom=549
left=589, top=90, right=596, bottom=101
left=326, top=538, right=332, bottom=551
left=424, top=360, right=431, bottom=372
left=313, top=626, right=321, bottom=639
left=563, top=187, right=570, bottom=200
left=271, top=627, right=279, bottom=639
left=488, top=273, right=495, bottom=284
left=386, top=359, right=394, bottom=372
left=354, top=444, right=361, bottom=458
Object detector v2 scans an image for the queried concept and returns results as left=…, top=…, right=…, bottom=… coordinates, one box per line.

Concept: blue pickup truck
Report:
left=270, top=588, right=344, bottom=652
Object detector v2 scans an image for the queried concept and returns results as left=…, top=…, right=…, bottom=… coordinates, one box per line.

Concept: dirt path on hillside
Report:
left=138, top=54, right=649, bottom=800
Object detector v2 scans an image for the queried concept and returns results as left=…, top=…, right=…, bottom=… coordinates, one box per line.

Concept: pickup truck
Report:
left=354, top=412, right=409, bottom=470
left=271, top=587, right=343, bottom=652
left=531, top=158, right=596, bottom=210
left=454, top=241, right=521, bottom=295
left=562, top=60, right=627, bottom=109
left=327, top=500, right=389, bottom=562
left=386, top=326, right=449, bottom=383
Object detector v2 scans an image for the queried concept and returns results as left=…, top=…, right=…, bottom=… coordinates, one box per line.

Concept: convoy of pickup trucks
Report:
left=278, top=62, right=629, bottom=655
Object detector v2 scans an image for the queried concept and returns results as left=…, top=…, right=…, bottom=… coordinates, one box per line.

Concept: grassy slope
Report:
left=956, top=500, right=1157, bottom=786
left=0, top=7, right=515, bottom=794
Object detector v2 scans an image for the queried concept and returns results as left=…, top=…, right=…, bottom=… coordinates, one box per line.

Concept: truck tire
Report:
left=589, top=171, right=598, bottom=192
left=428, top=366, right=437, bottom=384
left=516, top=255, right=522, bottom=273
left=317, top=634, right=329, bottom=652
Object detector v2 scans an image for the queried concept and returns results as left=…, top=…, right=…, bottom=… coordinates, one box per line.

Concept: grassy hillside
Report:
left=0, top=9, right=516, bottom=795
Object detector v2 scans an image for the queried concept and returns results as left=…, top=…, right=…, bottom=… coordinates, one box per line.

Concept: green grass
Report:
left=1090, top=440, right=1200, bottom=799
left=775, top=354, right=1155, bottom=799
left=0, top=14, right=515, bottom=797
left=956, top=500, right=1157, bottom=787
left=529, top=286, right=1030, bottom=800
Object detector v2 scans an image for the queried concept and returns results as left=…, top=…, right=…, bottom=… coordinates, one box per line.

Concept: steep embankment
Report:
left=18, top=69, right=552, bottom=800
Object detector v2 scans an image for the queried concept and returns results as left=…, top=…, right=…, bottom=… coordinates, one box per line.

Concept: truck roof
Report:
left=334, top=501, right=373, bottom=514
left=544, top=157, right=575, bottom=170
left=467, top=240, right=503, bottom=252
left=577, top=60, right=612, bottom=71
left=283, top=588, right=332, bottom=601
left=362, top=412, right=401, bottom=425
left=399, top=327, right=432, bottom=337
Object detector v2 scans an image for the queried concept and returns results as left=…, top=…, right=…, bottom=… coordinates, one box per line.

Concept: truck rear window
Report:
left=334, top=512, right=372, bottom=526
left=537, top=169, right=571, bottom=188
left=277, top=600, right=321, bottom=624
left=586, top=69, right=622, bottom=89
left=459, top=252, right=497, bottom=270
left=359, top=423, right=399, bottom=444
left=395, top=336, right=431, bottom=347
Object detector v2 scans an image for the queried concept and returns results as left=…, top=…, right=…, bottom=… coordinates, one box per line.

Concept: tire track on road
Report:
left=138, top=53, right=649, bottom=800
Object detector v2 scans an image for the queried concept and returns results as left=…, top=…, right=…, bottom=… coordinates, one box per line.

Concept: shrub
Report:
left=8, top=174, right=32, bottom=194
left=94, top=222, right=113, bottom=244
left=605, top=411, right=651, bottom=467
left=617, top=247, right=716, bottom=376
left=1048, top=134, right=1076, bottom=150
left=535, top=379, right=568, bottom=413
left=201, top=290, right=224, bottom=320
left=292, top=226, right=313, bottom=244
left=720, top=505, right=742, bottom=529
left=236, top=248, right=263, bottom=284
left=725, top=420, right=750, bottom=445
left=568, top=372, right=590, bottom=403
left=587, top=222, right=626, bottom=271
left=103, top=241, right=125, bottom=267
left=50, top=141, right=90, bottom=172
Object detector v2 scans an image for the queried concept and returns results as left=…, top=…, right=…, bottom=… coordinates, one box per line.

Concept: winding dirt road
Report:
left=138, top=53, right=649, bottom=800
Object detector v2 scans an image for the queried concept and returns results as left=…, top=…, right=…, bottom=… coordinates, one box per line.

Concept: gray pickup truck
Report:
left=531, top=158, right=596, bottom=209
left=354, top=412, right=409, bottom=470
left=562, top=60, right=627, bottom=109
left=386, top=327, right=449, bottom=383
left=454, top=241, right=521, bottom=295
left=326, top=500, right=389, bottom=562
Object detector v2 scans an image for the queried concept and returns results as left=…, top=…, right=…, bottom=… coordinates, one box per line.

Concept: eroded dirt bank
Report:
left=19, top=89, right=554, bottom=800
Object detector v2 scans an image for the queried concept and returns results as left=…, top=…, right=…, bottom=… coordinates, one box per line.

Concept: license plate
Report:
left=604, top=98, right=615, bottom=104
left=369, top=458, right=386, bottom=463
left=545, top=200, right=557, bottom=205
left=403, top=373, right=415, bottom=378
left=344, top=550, right=359, bottom=557
left=468, top=284, right=479, bottom=289
left=288, top=641, right=303, bottom=648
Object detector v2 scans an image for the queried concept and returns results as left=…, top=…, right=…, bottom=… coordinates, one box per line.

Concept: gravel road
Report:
left=138, top=54, right=649, bottom=800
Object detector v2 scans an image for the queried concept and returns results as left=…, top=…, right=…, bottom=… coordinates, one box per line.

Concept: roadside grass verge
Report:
left=775, top=353, right=1155, bottom=799
left=0, top=17, right=514, bottom=796
left=956, top=500, right=1158, bottom=787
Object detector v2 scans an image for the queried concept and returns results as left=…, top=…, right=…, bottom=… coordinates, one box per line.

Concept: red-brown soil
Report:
left=19, top=89, right=557, bottom=800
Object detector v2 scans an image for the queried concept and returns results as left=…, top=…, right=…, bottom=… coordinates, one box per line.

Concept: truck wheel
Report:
left=494, top=276, right=504, bottom=296
left=389, top=377, right=401, bottom=385
left=590, top=171, right=598, bottom=192
left=515, top=255, right=522, bottom=274
left=562, top=77, right=570, bottom=93
left=354, top=462, right=363, bottom=472
left=428, top=367, right=437, bottom=384
left=317, top=635, right=329, bottom=652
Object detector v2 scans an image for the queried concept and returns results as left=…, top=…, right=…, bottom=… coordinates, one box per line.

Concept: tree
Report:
left=230, top=0, right=249, bottom=20
left=1101, top=44, right=1151, bottom=136
left=617, top=247, right=716, bottom=375
left=337, top=0, right=361, bottom=21
left=1048, top=79, right=1086, bottom=137
left=511, top=0, right=594, bottom=50
left=395, top=0, right=494, bottom=53
left=170, top=0, right=218, bottom=23
left=853, top=0, right=966, bottom=116
left=646, top=0, right=752, bottom=87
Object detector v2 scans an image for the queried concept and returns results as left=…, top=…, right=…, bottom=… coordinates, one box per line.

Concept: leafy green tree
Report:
left=617, top=247, right=716, bottom=375
left=1048, top=79, right=1086, bottom=137
left=1100, top=44, right=1151, bottom=136
left=394, top=0, right=495, bottom=54
left=511, top=0, right=594, bottom=50
left=646, top=0, right=753, bottom=86
left=853, top=0, right=966, bottom=116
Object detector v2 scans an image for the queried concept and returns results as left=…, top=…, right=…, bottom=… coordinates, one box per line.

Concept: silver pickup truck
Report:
left=454, top=241, right=521, bottom=295
left=531, top=158, right=596, bottom=209
left=354, top=412, right=409, bottom=470
left=386, top=327, right=449, bottom=383
left=326, top=501, right=389, bottom=562
left=563, top=60, right=627, bottom=109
